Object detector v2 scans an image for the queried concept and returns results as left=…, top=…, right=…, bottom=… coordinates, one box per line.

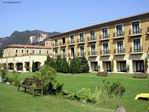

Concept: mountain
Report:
left=0, top=30, right=60, bottom=57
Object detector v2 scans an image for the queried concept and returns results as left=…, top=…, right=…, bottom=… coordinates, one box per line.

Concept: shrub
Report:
left=103, top=80, right=126, bottom=97
left=61, top=58, right=69, bottom=73
left=80, top=56, right=89, bottom=73
left=9, top=71, right=20, bottom=86
left=45, top=56, right=56, bottom=69
left=0, top=69, right=8, bottom=82
left=76, top=88, right=92, bottom=103
left=33, top=65, right=63, bottom=95
left=69, top=57, right=81, bottom=74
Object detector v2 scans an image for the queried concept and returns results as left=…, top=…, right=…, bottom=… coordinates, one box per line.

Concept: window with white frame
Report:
left=116, top=24, right=123, bottom=36
left=132, top=21, right=140, bottom=34
left=102, top=28, right=108, bottom=38
left=102, top=43, right=109, bottom=54
left=117, top=41, right=124, bottom=53
left=79, top=32, right=84, bottom=42
left=133, top=38, right=141, bottom=52
left=80, top=46, right=84, bottom=56
left=70, top=35, right=74, bottom=43
left=90, top=31, right=95, bottom=40
left=91, top=44, right=96, bottom=55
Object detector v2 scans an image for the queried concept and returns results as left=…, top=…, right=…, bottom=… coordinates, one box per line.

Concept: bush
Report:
left=0, top=69, right=8, bottom=82
left=45, top=56, right=56, bottom=69
left=33, top=65, right=63, bottom=95
left=7, top=71, right=20, bottom=86
left=69, top=57, right=81, bottom=74
left=103, top=80, right=126, bottom=97
left=80, top=56, right=89, bottom=73
left=61, top=58, right=69, bottom=73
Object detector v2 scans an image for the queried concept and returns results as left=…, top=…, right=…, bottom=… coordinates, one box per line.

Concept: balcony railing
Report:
left=129, top=28, right=142, bottom=36
left=113, top=31, right=125, bottom=39
left=130, top=46, right=143, bottom=53
left=77, top=52, right=85, bottom=57
left=77, top=39, right=85, bottom=43
left=68, top=40, right=75, bottom=45
left=100, top=34, right=109, bottom=41
left=87, top=37, right=96, bottom=42
left=88, top=51, right=97, bottom=56
left=114, top=48, right=125, bottom=55
left=101, top=49, right=110, bottom=55
left=59, top=42, right=66, bottom=47
left=53, top=43, right=59, bottom=47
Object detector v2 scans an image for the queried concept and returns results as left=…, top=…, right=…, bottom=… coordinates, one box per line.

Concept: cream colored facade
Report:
left=46, top=12, right=149, bottom=73
left=0, top=45, right=52, bottom=72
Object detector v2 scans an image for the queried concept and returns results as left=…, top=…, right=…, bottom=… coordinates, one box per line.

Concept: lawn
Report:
left=0, top=72, right=149, bottom=112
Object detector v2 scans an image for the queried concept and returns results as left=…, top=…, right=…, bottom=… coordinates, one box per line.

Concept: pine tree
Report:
left=61, top=58, right=69, bottom=73
left=80, top=56, right=89, bottom=73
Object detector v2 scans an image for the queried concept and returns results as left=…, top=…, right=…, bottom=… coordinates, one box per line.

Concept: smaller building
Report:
left=0, top=44, right=52, bottom=72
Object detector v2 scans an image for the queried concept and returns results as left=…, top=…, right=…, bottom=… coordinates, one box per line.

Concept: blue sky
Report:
left=0, top=0, right=149, bottom=37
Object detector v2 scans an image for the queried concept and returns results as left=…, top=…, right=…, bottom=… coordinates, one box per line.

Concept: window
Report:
left=103, top=43, right=109, bottom=54
left=116, top=25, right=123, bottom=36
left=33, top=50, right=35, bottom=53
left=117, top=41, right=124, bottom=53
left=91, top=44, right=96, bottom=55
left=132, top=21, right=140, bottom=34
left=71, top=47, right=74, bottom=57
left=55, top=39, right=58, bottom=46
left=22, top=50, right=23, bottom=53
left=26, top=50, right=29, bottom=54
left=16, top=50, right=18, bottom=53
left=62, top=37, right=65, bottom=44
left=90, top=31, right=95, bottom=40
left=39, top=50, right=41, bottom=54
left=133, top=39, right=141, bottom=52
left=47, top=50, right=48, bottom=54
left=79, top=33, right=84, bottom=42
left=62, top=48, right=66, bottom=57
left=70, top=35, right=74, bottom=43
left=80, top=46, right=84, bottom=56
left=102, top=28, right=108, bottom=38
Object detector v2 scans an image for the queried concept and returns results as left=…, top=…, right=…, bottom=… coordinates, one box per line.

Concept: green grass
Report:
left=1, top=72, right=149, bottom=112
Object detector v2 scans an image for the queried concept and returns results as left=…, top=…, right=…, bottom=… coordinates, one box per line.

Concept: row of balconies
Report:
left=53, top=27, right=149, bottom=48
left=53, top=46, right=144, bottom=58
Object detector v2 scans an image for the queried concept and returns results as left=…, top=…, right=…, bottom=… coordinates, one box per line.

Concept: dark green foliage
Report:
left=32, top=61, right=37, bottom=72
left=45, top=56, right=89, bottom=73
left=33, top=65, right=63, bottom=95
left=0, top=68, right=8, bottom=82
left=103, top=80, right=126, bottom=97
left=61, top=58, right=69, bottom=73
left=55, top=56, right=63, bottom=72
left=45, top=56, right=56, bottom=69
left=80, top=56, right=89, bottom=73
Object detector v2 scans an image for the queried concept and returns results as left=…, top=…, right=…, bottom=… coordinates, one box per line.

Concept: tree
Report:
left=55, top=55, right=63, bottom=72
left=45, top=56, right=56, bottom=69
left=32, top=61, right=37, bottom=72
left=80, top=56, right=89, bottom=73
left=69, top=57, right=81, bottom=74
left=61, top=58, right=69, bottom=73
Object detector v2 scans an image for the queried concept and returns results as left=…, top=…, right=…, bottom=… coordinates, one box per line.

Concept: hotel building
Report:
left=0, top=44, right=52, bottom=72
left=46, top=12, right=149, bottom=73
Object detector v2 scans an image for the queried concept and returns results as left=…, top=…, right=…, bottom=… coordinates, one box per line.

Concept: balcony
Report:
left=130, top=46, right=143, bottom=54
left=114, top=48, right=125, bottom=55
left=87, top=37, right=96, bottom=43
left=77, top=52, right=85, bottom=57
left=68, top=40, right=75, bottom=46
left=77, top=39, right=85, bottom=44
left=88, top=51, right=97, bottom=57
left=100, top=50, right=110, bottom=56
left=129, top=28, right=142, bottom=37
left=53, top=43, right=59, bottom=48
left=100, top=34, right=109, bottom=41
left=59, top=42, right=66, bottom=47
left=113, top=32, right=125, bottom=39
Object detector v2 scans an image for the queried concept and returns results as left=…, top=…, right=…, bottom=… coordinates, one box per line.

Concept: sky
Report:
left=0, top=0, right=149, bottom=37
